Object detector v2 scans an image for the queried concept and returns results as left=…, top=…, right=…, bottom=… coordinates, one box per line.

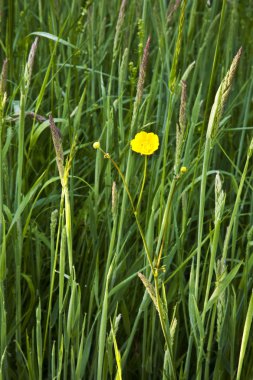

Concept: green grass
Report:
left=1, top=1, right=253, bottom=379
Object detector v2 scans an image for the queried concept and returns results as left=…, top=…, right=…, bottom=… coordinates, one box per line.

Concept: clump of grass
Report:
left=0, top=1, right=253, bottom=379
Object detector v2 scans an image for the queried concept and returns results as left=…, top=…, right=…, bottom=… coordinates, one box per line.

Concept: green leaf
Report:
left=205, top=263, right=242, bottom=312
left=30, top=32, right=78, bottom=49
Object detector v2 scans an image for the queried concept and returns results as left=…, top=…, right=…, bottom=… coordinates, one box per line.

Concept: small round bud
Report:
left=180, top=166, right=187, bottom=174
left=154, top=268, right=159, bottom=278
left=160, top=265, right=166, bottom=273
left=93, top=141, right=100, bottom=149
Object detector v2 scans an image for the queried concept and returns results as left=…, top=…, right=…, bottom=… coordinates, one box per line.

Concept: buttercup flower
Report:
left=130, top=131, right=159, bottom=155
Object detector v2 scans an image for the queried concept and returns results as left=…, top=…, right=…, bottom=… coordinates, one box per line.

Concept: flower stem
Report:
left=155, top=176, right=177, bottom=269
left=98, top=148, right=155, bottom=274
left=136, top=155, right=147, bottom=212
left=100, top=149, right=135, bottom=211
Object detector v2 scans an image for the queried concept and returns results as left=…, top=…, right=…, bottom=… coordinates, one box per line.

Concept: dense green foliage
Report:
left=0, top=1, right=253, bottom=379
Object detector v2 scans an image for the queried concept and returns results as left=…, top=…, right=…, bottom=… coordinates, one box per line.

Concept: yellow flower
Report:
left=180, top=166, right=187, bottom=174
left=130, top=131, right=159, bottom=155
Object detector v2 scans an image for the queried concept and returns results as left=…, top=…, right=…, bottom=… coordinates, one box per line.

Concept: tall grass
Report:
left=0, top=1, right=253, bottom=379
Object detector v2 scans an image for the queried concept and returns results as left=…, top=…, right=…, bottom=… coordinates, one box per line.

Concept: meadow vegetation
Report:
left=0, top=1, right=253, bottom=379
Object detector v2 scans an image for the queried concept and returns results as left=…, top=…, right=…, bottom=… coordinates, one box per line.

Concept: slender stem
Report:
left=204, top=305, right=217, bottom=380
left=64, top=185, right=73, bottom=273
left=103, top=151, right=135, bottom=212
left=98, top=148, right=154, bottom=273
left=222, top=149, right=251, bottom=260
left=15, top=89, right=26, bottom=347
left=155, top=176, right=177, bottom=268
left=136, top=155, right=147, bottom=212
left=195, top=138, right=211, bottom=301
left=43, top=191, right=64, bottom=359
left=98, top=147, right=179, bottom=370
left=160, top=94, right=174, bottom=220
left=0, top=101, right=3, bottom=245
left=154, top=276, right=176, bottom=380
left=134, top=215, right=154, bottom=273
left=202, top=223, right=220, bottom=321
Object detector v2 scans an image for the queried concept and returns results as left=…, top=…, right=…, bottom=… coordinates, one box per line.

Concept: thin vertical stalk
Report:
left=0, top=103, right=3, bottom=246
left=43, top=193, right=64, bottom=359
left=15, top=90, right=26, bottom=346
left=160, top=94, right=174, bottom=216
left=154, top=276, right=176, bottom=380
left=155, top=176, right=177, bottom=268
left=116, top=36, right=151, bottom=258
left=36, top=301, right=42, bottom=380
left=136, top=155, right=147, bottom=212
left=99, top=149, right=154, bottom=273
left=202, top=225, right=220, bottom=317
left=15, top=37, right=38, bottom=351
left=222, top=141, right=253, bottom=260
left=236, top=291, right=253, bottom=380
left=195, top=138, right=211, bottom=300
left=64, top=185, right=73, bottom=272
left=201, top=0, right=227, bottom=140
left=204, top=305, right=217, bottom=379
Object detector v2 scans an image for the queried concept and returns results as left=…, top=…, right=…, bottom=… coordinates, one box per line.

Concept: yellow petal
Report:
left=130, top=131, right=159, bottom=155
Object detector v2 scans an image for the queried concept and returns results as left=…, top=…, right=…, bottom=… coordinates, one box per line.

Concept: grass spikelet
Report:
left=216, top=259, right=227, bottom=346
left=0, top=59, right=8, bottom=96
left=179, top=79, right=187, bottom=130
left=215, top=172, right=226, bottom=226
left=207, top=47, right=242, bottom=139
left=113, top=0, right=127, bottom=61
left=175, top=80, right=187, bottom=170
left=49, top=114, right=64, bottom=184
left=24, top=37, right=39, bottom=92
left=169, top=0, right=187, bottom=92
left=167, top=0, right=181, bottom=23
left=138, top=272, right=158, bottom=312
left=111, top=181, right=117, bottom=217
left=136, top=35, right=151, bottom=105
